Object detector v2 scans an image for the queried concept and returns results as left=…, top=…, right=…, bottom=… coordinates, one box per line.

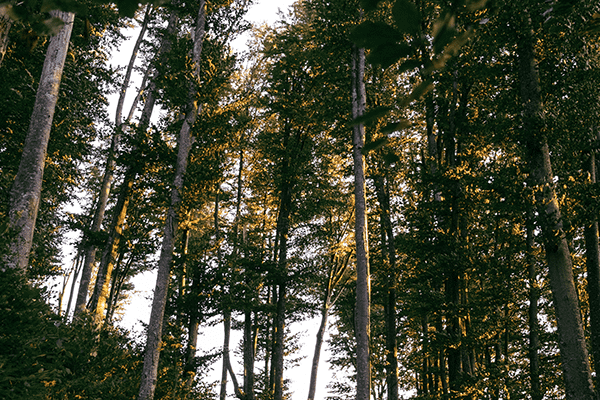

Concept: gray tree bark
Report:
left=74, top=5, right=153, bottom=315
left=351, top=44, right=371, bottom=400
left=518, top=19, right=596, bottom=400
left=137, top=2, right=206, bottom=399
left=584, top=148, right=600, bottom=386
left=4, top=10, right=74, bottom=272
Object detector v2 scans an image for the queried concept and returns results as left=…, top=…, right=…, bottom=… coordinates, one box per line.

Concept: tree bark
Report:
left=585, top=149, right=600, bottom=386
left=0, top=5, right=13, bottom=65
left=373, top=174, right=399, bottom=400
left=273, top=178, right=292, bottom=400
left=137, top=3, right=206, bottom=399
left=518, top=19, right=596, bottom=400
left=74, top=5, right=153, bottom=315
left=351, top=44, right=371, bottom=400
left=220, top=308, right=232, bottom=400
left=526, top=212, right=542, bottom=400
left=4, top=10, right=74, bottom=272
left=88, top=171, right=134, bottom=324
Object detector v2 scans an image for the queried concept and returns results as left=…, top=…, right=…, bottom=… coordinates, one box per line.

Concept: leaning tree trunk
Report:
left=137, top=3, right=206, bottom=399
left=5, top=10, right=75, bottom=272
left=308, top=249, right=351, bottom=400
left=0, top=5, right=13, bottom=65
left=518, top=18, right=596, bottom=400
left=74, top=5, right=153, bottom=315
left=86, top=10, right=177, bottom=325
left=351, top=44, right=371, bottom=400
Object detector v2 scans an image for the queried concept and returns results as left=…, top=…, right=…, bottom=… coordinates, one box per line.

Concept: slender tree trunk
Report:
left=527, top=219, right=542, bottom=400
left=74, top=6, right=152, bottom=315
left=373, top=174, right=399, bottom=400
left=243, top=309, right=256, bottom=400
left=221, top=308, right=232, bottom=400
left=87, top=10, right=178, bottom=325
left=518, top=19, right=596, bottom=400
left=137, top=3, right=206, bottom=399
left=4, top=10, right=74, bottom=272
left=585, top=149, right=600, bottom=386
left=308, top=301, right=330, bottom=400
left=88, top=171, right=134, bottom=324
left=351, top=44, right=371, bottom=400
left=273, top=202, right=291, bottom=400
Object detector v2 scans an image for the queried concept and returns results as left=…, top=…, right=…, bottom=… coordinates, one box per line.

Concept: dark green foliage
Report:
left=0, top=269, right=144, bottom=400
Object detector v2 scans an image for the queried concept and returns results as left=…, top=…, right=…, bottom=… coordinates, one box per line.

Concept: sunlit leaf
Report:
left=392, top=0, right=421, bottom=35
left=433, top=13, right=456, bottom=53
left=361, top=137, right=389, bottom=154
left=352, top=106, right=392, bottom=125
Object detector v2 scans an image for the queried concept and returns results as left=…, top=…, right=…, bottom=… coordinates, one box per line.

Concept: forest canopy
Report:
left=2, top=0, right=600, bottom=399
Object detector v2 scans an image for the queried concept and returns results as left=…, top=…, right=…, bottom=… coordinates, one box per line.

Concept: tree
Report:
left=517, top=11, right=596, bottom=399
left=138, top=1, right=206, bottom=399
left=4, top=10, right=75, bottom=272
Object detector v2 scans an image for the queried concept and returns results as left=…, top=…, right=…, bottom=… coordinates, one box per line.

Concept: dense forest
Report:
left=2, top=0, right=600, bottom=399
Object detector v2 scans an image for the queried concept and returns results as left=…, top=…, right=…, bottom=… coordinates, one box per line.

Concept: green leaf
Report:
left=392, top=0, right=421, bottom=35
left=352, top=106, right=392, bottom=125
left=432, top=12, right=456, bottom=53
left=351, top=21, right=403, bottom=49
left=368, top=42, right=413, bottom=69
left=360, top=0, right=384, bottom=12
left=381, top=120, right=411, bottom=134
left=362, top=137, right=389, bottom=154
left=383, top=151, right=400, bottom=164
left=399, top=79, right=433, bottom=106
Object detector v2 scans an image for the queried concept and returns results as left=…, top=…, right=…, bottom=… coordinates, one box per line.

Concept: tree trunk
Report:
left=373, top=174, right=399, bottom=400
left=88, top=171, right=134, bottom=324
left=243, top=309, right=256, bottom=400
left=308, top=302, right=329, bottom=400
left=527, top=213, right=542, bottom=400
left=4, top=10, right=74, bottom=272
left=220, top=308, right=231, bottom=400
left=351, top=44, right=371, bottom=400
left=74, top=6, right=152, bottom=315
left=137, top=3, right=206, bottom=399
left=0, top=6, right=13, bottom=65
left=518, top=19, right=596, bottom=400
left=585, top=149, right=600, bottom=386
left=86, top=9, right=177, bottom=324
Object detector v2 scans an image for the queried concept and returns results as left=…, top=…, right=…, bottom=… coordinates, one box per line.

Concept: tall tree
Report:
left=4, top=10, right=75, bottom=272
left=137, top=1, right=206, bottom=398
left=351, top=42, right=371, bottom=400
left=517, top=12, right=596, bottom=399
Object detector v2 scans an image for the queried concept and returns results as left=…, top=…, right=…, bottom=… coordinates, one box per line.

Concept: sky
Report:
left=102, top=1, right=338, bottom=400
